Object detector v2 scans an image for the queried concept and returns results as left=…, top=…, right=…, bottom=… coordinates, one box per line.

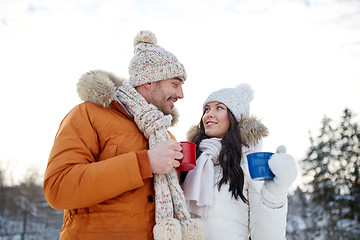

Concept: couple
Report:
left=43, top=30, right=298, bottom=240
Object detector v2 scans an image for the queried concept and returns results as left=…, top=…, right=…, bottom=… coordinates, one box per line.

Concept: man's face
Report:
left=147, top=77, right=184, bottom=115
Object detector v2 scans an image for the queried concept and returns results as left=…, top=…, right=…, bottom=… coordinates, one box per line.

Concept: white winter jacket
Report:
left=202, top=146, right=288, bottom=240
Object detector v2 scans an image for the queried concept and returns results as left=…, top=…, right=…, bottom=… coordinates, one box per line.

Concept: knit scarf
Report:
left=182, top=138, right=222, bottom=218
left=115, top=81, right=203, bottom=240
left=182, top=138, right=254, bottom=218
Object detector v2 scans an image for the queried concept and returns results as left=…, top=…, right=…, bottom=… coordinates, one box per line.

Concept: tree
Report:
left=300, top=108, right=360, bottom=238
left=335, top=109, right=360, bottom=220
left=302, top=116, right=338, bottom=204
left=0, top=165, right=62, bottom=239
left=0, top=163, right=5, bottom=214
left=0, top=164, right=4, bottom=188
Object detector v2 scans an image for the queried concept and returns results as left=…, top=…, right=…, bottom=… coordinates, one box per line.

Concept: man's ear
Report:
left=136, top=82, right=154, bottom=97
left=143, top=82, right=153, bottom=90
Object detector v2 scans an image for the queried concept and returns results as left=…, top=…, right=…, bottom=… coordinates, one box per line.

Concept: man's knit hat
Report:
left=203, top=83, right=254, bottom=123
left=128, top=30, right=186, bottom=87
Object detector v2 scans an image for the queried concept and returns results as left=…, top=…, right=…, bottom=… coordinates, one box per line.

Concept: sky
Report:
left=0, top=0, right=359, bottom=185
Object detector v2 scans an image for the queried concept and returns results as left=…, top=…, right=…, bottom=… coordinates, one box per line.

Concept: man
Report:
left=43, top=30, right=200, bottom=240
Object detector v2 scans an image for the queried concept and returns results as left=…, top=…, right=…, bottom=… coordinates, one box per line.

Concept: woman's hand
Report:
left=261, top=145, right=298, bottom=207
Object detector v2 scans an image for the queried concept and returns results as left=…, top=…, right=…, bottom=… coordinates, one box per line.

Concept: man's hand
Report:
left=147, top=139, right=183, bottom=174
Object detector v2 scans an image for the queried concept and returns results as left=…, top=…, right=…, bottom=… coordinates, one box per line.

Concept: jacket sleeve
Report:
left=247, top=179, right=287, bottom=240
left=245, top=142, right=288, bottom=240
left=43, top=104, right=152, bottom=210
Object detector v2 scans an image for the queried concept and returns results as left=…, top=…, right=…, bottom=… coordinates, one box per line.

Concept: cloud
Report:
left=27, top=4, right=52, bottom=13
left=0, top=18, right=6, bottom=26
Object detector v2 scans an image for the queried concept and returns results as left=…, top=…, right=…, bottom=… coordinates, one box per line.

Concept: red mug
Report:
left=176, top=141, right=196, bottom=171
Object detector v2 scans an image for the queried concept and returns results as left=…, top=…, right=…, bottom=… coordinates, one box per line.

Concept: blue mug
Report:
left=247, top=152, right=275, bottom=181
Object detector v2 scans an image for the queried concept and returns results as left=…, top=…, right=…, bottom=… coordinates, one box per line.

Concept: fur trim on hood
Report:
left=186, top=115, right=268, bottom=146
left=76, top=70, right=179, bottom=126
left=77, top=70, right=125, bottom=108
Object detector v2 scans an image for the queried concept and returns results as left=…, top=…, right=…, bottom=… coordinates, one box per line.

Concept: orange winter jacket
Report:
left=43, top=70, right=177, bottom=240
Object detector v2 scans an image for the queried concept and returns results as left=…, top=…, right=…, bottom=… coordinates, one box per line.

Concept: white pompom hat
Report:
left=128, top=30, right=187, bottom=87
left=203, top=83, right=254, bottom=123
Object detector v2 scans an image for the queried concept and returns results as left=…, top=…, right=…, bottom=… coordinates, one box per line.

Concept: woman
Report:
left=181, top=84, right=298, bottom=240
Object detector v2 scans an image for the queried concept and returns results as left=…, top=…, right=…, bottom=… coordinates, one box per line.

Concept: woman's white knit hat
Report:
left=203, top=83, right=254, bottom=123
left=128, top=30, right=187, bottom=87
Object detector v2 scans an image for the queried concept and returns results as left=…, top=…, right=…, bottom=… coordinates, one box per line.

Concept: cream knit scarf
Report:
left=182, top=138, right=222, bottom=218
left=183, top=138, right=253, bottom=218
left=115, top=81, right=203, bottom=240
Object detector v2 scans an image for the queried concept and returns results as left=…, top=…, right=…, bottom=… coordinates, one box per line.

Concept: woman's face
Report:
left=202, top=101, right=230, bottom=138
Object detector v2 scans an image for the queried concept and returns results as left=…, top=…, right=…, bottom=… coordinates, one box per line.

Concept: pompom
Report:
left=236, top=83, right=254, bottom=102
left=134, top=30, right=157, bottom=47
left=181, top=219, right=205, bottom=240
left=153, top=218, right=181, bottom=240
left=276, top=145, right=287, bottom=153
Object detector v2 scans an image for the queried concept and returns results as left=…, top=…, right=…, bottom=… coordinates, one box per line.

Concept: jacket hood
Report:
left=77, top=70, right=179, bottom=126
left=77, top=70, right=125, bottom=108
left=186, top=115, right=268, bottom=146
